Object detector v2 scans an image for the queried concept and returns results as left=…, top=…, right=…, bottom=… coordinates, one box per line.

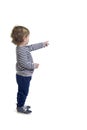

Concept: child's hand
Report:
left=34, top=63, right=39, bottom=69
left=43, top=41, right=49, bottom=47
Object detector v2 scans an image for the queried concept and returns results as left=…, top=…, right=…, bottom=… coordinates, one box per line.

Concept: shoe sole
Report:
left=17, top=110, right=32, bottom=114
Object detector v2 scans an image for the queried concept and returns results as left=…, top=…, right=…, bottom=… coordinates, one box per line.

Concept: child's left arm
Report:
left=28, top=41, right=49, bottom=52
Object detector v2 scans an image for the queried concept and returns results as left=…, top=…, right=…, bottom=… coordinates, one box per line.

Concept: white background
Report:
left=0, top=0, right=87, bottom=129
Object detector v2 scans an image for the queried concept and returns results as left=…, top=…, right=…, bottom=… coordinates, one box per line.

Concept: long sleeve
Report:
left=28, top=43, right=45, bottom=52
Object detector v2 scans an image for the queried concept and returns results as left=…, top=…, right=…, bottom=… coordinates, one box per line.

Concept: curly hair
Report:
left=11, top=26, right=30, bottom=45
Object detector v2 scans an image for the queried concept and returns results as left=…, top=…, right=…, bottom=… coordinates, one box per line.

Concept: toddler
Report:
left=11, top=26, right=49, bottom=114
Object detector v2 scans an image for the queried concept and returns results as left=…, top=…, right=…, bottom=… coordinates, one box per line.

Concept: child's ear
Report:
left=23, top=36, right=27, bottom=42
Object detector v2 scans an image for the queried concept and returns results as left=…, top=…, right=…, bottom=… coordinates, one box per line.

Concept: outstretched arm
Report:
left=28, top=41, right=49, bottom=52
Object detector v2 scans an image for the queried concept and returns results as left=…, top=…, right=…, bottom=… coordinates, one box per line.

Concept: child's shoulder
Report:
left=16, top=46, right=28, bottom=52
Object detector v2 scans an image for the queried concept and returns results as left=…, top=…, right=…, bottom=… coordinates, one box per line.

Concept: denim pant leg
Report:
left=16, top=74, right=32, bottom=107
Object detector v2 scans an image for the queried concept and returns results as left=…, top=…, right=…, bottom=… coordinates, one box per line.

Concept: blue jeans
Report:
left=16, top=74, right=32, bottom=107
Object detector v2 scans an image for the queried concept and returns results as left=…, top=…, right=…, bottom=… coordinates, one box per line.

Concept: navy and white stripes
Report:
left=16, top=43, right=45, bottom=76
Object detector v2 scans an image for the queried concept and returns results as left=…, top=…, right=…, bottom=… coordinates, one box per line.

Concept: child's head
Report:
left=11, top=26, right=30, bottom=45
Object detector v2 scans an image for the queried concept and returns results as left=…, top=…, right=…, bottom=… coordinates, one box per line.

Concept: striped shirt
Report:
left=16, top=43, right=45, bottom=76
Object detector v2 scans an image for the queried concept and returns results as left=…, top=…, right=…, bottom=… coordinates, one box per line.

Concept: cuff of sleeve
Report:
left=42, top=43, right=46, bottom=47
left=34, top=63, right=37, bottom=69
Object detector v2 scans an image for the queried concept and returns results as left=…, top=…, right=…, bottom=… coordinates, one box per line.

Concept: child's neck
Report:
left=18, top=42, right=28, bottom=47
